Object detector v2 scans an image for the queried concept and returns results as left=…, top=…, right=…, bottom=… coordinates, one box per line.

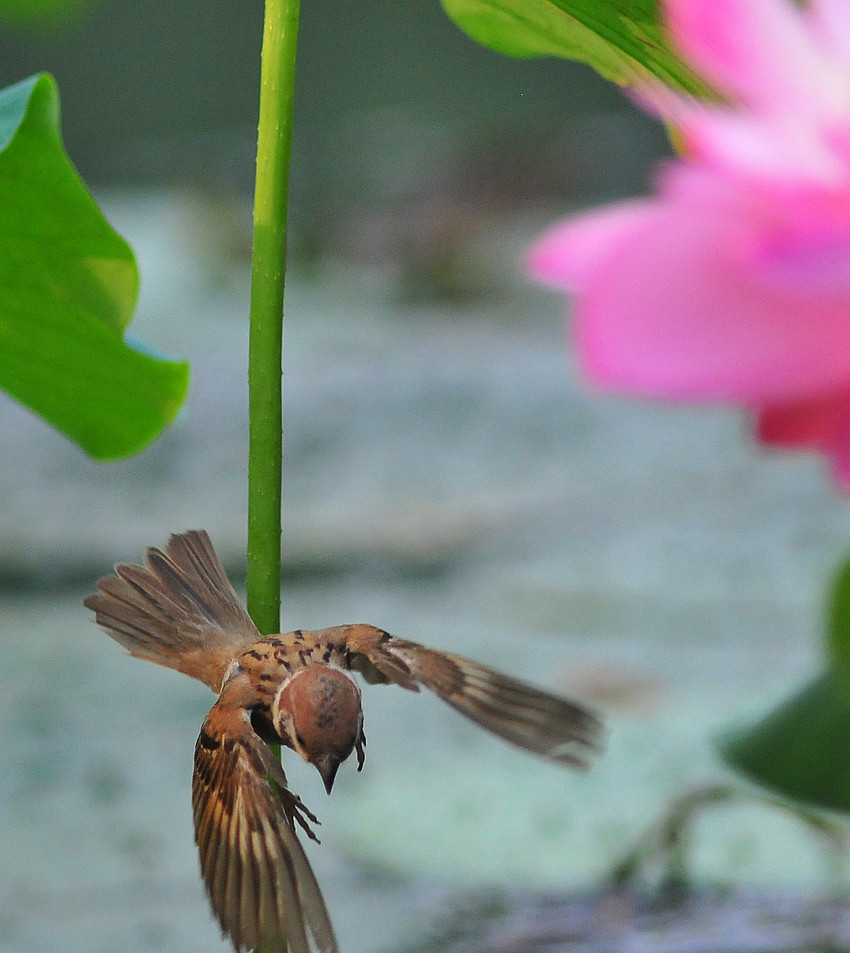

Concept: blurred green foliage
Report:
left=721, top=557, right=850, bottom=813
left=442, top=0, right=710, bottom=93
left=0, top=0, right=90, bottom=26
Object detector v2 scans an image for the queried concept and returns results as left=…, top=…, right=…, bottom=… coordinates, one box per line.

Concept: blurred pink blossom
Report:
left=528, top=0, right=850, bottom=488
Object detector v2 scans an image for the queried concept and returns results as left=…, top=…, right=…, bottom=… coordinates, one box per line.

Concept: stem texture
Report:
left=247, top=0, right=300, bottom=635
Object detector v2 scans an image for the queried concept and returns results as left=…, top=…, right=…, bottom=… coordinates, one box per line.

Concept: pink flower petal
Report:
left=526, top=202, right=649, bottom=292
left=529, top=0, right=850, bottom=493
left=756, top=394, right=850, bottom=488
left=569, top=188, right=850, bottom=403
left=756, top=396, right=846, bottom=448
left=750, top=219, right=850, bottom=297
left=831, top=429, right=850, bottom=488
left=665, top=0, right=842, bottom=115
left=682, top=109, right=848, bottom=186
left=809, top=0, right=850, bottom=68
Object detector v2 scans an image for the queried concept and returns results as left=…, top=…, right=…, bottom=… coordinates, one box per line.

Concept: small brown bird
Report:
left=85, top=530, right=604, bottom=953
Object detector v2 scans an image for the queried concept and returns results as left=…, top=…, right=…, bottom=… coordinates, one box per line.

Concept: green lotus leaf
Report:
left=441, top=0, right=709, bottom=92
left=0, top=74, right=188, bottom=460
left=721, top=671, right=850, bottom=813
left=720, top=556, right=850, bottom=813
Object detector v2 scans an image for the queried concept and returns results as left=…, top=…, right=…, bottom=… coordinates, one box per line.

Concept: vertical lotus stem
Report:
left=247, top=0, right=300, bottom=636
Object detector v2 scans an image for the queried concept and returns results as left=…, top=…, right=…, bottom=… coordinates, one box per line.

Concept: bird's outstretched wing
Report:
left=339, top=624, right=605, bottom=769
left=84, top=530, right=260, bottom=691
left=194, top=677, right=336, bottom=953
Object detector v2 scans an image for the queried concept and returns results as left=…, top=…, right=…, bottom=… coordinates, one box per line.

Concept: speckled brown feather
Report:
left=335, top=624, right=605, bottom=769
left=193, top=675, right=335, bottom=953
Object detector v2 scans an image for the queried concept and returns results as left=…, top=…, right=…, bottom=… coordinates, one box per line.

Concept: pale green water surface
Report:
left=1, top=192, right=849, bottom=953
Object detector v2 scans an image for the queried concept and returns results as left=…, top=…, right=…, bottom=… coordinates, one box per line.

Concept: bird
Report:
left=84, top=530, right=605, bottom=953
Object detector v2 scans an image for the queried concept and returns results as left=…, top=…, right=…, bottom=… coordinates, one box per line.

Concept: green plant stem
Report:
left=247, top=0, right=300, bottom=635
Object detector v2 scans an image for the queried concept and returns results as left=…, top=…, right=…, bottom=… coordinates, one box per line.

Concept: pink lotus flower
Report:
left=528, top=0, right=850, bottom=488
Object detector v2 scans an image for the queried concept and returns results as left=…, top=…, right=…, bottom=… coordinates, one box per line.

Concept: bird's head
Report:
left=272, top=667, right=363, bottom=793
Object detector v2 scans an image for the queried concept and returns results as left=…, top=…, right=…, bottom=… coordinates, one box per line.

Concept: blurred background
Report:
left=2, top=2, right=850, bottom=951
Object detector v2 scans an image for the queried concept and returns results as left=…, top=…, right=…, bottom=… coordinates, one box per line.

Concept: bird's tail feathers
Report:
left=84, top=530, right=261, bottom=690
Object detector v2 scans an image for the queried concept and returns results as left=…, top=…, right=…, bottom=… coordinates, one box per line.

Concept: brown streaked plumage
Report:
left=85, top=530, right=605, bottom=953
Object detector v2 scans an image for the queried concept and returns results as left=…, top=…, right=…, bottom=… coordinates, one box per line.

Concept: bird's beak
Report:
left=314, top=754, right=342, bottom=794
